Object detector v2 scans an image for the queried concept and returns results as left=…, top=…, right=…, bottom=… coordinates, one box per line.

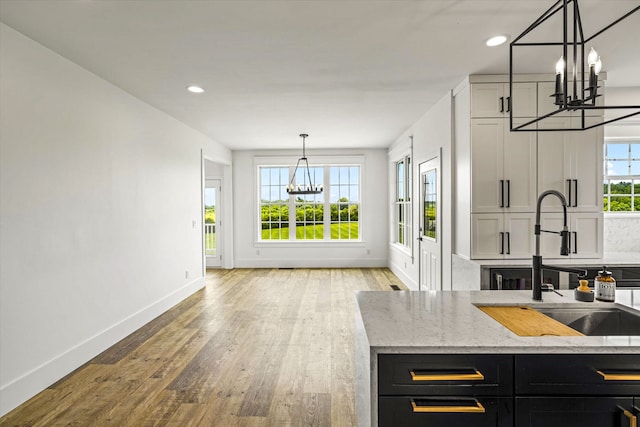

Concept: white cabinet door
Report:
left=538, top=117, right=603, bottom=212
left=471, top=83, right=537, bottom=118
left=568, top=117, right=603, bottom=212
left=537, top=118, right=573, bottom=212
left=471, top=119, right=504, bottom=212
left=504, top=213, right=535, bottom=259
left=504, top=123, right=537, bottom=212
left=538, top=212, right=603, bottom=259
left=471, top=214, right=504, bottom=259
left=509, top=82, right=538, bottom=118
left=471, top=83, right=505, bottom=118
left=570, top=213, right=603, bottom=259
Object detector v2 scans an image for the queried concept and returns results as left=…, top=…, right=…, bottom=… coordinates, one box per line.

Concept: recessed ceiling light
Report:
left=486, top=35, right=509, bottom=47
left=187, top=85, right=204, bottom=93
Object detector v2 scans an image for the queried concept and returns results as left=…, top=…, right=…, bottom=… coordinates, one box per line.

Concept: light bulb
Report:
left=587, top=47, right=599, bottom=66
left=594, top=57, right=602, bottom=75
left=555, top=56, right=565, bottom=75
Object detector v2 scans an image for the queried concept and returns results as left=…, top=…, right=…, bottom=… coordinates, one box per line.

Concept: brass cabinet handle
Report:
left=410, top=370, right=485, bottom=381
left=411, top=399, right=485, bottom=413
left=597, top=370, right=640, bottom=381
left=618, top=406, right=637, bottom=427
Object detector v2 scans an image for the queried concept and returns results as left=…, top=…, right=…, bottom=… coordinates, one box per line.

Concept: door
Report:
left=204, top=179, right=222, bottom=268
left=419, top=157, right=441, bottom=291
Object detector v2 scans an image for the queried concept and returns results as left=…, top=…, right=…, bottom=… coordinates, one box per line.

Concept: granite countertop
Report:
left=355, top=289, right=640, bottom=354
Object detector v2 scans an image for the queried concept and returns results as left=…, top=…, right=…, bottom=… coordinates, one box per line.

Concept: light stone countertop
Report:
left=355, top=289, right=640, bottom=354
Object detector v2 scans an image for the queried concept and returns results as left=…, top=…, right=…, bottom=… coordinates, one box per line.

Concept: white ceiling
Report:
left=1, top=0, right=638, bottom=150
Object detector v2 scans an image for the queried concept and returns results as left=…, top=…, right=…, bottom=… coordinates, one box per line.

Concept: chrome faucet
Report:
left=532, top=190, right=587, bottom=301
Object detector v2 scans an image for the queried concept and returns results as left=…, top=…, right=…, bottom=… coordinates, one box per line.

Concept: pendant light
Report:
left=286, top=134, right=323, bottom=195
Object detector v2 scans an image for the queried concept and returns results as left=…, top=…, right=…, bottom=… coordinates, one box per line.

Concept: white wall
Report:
left=0, top=24, right=232, bottom=415
left=388, top=92, right=454, bottom=290
left=232, top=148, right=388, bottom=268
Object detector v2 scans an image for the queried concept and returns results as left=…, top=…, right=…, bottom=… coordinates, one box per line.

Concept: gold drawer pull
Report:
left=411, top=399, right=485, bottom=413
left=597, top=370, right=640, bottom=381
left=410, top=370, right=485, bottom=381
left=619, top=407, right=637, bottom=427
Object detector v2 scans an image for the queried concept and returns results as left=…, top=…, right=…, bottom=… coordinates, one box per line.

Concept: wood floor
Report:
left=1, top=268, right=406, bottom=426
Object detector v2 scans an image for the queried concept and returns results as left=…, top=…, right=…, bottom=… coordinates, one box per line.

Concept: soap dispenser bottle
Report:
left=595, top=266, right=616, bottom=302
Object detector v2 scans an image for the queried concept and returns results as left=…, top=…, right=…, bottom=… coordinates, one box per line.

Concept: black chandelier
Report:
left=286, top=133, right=323, bottom=195
left=509, top=0, right=640, bottom=131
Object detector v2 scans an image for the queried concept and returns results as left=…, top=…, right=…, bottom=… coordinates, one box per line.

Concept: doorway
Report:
left=418, top=156, right=441, bottom=291
left=205, top=179, right=222, bottom=268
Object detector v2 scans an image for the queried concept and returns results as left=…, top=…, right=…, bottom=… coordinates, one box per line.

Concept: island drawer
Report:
left=378, top=354, right=513, bottom=396
left=515, top=354, right=640, bottom=395
left=379, top=396, right=513, bottom=427
left=515, top=397, right=636, bottom=427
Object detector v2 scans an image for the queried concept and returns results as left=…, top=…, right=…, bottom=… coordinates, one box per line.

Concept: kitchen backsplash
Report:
left=604, top=215, right=640, bottom=252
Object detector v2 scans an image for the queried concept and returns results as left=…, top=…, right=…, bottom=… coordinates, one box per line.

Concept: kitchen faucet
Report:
left=532, top=190, right=587, bottom=301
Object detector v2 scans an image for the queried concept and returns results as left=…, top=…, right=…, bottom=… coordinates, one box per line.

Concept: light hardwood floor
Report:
left=1, top=268, right=406, bottom=426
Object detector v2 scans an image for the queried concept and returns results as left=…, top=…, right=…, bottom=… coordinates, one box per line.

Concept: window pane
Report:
left=631, top=160, right=640, bottom=175
left=607, top=143, right=628, bottom=160
left=610, top=181, right=631, bottom=194
left=329, top=165, right=360, bottom=240
left=631, top=143, right=640, bottom=159
left=606, top=160, right=628, bottom=176
left=609, top=196, right=632, bottom=211
left=423, top=169, right=437, bottom=239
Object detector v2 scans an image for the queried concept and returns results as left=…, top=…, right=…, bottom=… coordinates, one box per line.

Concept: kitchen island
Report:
left=355, top=289, right=640, bottom=426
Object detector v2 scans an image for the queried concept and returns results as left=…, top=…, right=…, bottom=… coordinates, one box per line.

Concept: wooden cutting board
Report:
left=477, top=306, right=584, bottom=337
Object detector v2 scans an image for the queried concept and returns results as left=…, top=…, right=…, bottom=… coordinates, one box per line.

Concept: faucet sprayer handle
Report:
left=560, top=229, right=571, bottom=256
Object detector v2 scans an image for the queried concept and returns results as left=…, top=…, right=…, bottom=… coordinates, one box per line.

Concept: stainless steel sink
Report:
left=536, top=306, right=640, bottom=336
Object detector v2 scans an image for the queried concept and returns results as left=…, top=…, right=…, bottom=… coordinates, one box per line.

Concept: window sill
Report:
left=255, top=240, right=365, bottom=248
left=604, top=212, right=640, bottom=218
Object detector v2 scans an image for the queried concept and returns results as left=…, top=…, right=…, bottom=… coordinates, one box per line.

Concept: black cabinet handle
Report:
left=506, top=180, right=511, bottom=208
left=499, top=96, right=505, bottom=113
left=566, top=179, right=572, bottom=206
left=500, top=180, right=505, bottom=208
left=573, top=179, right=578, bottom=207
left=506, top=96, right=512, bottom=113
left=500, top=232, right=505, bottom=255
left=506, top=232, right=511, bottom=255
left=572, top=231, right=577, bottom=254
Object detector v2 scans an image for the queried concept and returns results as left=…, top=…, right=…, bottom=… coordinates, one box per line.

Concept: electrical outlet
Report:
left=185, top=270, right=189, bottom=279
left=366, top=249, right=371, bottom=255
left=256, top=249, right=260, bottom=256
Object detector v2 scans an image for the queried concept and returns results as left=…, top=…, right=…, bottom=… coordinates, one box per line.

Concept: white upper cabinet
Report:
left=471, top=119, right=537, bottom=213
left=471, top=82, right=537, bottom=118
left=537, top=117, right=603, bottom=212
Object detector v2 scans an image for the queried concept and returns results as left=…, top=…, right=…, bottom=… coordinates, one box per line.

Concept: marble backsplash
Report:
left=603, top=215, right=640, bottom=253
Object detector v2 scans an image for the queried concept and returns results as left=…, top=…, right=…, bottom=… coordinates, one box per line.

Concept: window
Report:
left=603, top=141, right=640, bottom=212
left=258, top=163, right=360, bottom=241
left=394, top=156, right=412, bottom=247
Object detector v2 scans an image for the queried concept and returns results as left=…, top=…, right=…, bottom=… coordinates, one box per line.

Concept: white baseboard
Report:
left=388, top=261, right=418, bottom=290
left=0, top=277, right=205, bottom=417
left=234, top=257, right=388, bottom=269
